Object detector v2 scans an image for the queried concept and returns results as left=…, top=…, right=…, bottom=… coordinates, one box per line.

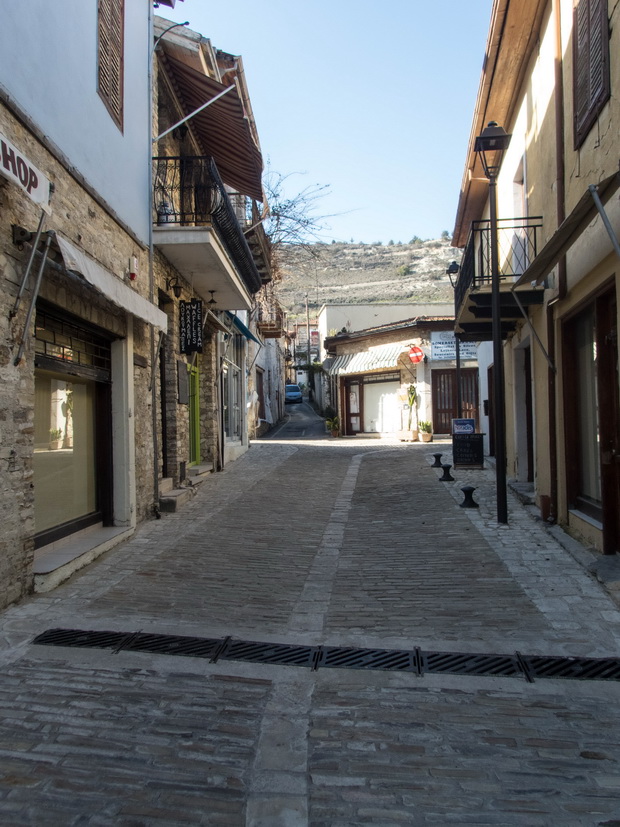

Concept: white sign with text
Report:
left=431, top=331, right=478, bottom=361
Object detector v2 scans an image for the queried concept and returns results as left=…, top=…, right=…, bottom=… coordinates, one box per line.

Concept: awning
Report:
left=513, top=171, right=620, bottom=287
left=55, top=234, right=168, bottom=331
left=328, top=343, right=405, bottom=375
left=162, top=55, right=263, bottom=201
left=204, top=309, right=230, bottom=334
left=226, top=311, right=261, bottom=344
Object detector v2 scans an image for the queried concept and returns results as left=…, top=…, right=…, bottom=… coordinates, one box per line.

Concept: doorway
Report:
left=513, top=345, right=534, bottom=482
left=33, top=305, right=113, bottom=547
left=432, top=369, right=479, bottom=433
left=188, top=364, right=200, bottom=465
left=563, top=286, right=619, bottom=553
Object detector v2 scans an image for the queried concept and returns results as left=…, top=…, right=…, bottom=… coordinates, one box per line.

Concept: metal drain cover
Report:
left=31, top=628, right=620, bottom=685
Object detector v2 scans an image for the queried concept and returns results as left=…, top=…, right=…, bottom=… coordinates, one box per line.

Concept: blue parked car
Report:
left=285, top=384, right=303, bottom=404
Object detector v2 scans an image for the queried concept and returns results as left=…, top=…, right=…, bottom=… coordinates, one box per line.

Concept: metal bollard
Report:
left=439, top=463, right=454, bottom=481
left=460, top=485, right=479, bottom=508
left=431, top=453, right=443, bottom=468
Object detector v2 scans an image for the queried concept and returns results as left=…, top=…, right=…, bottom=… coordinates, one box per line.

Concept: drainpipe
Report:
left=553, top=0, right=567, bottom=300
left=547, top=0, right=566, bottom=523
left=148, top=7, right=160, bottom=515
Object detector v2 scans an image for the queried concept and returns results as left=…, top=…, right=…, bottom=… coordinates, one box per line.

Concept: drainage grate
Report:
left=31, top=628, right=620, bottom=685
left=320, top=646, right=416, bottom=672
left=218, top=639, right=317, bottom=668
left=527, top=655, right=620, bottom=681
left=423, top=651, right=521, bottom=678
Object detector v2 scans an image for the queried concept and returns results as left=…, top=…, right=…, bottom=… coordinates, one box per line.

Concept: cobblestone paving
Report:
left=1, top=436, right=620, bottom=824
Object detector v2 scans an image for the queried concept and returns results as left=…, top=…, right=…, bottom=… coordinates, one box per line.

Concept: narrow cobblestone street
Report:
left=2, top=413, right=620, bottom=825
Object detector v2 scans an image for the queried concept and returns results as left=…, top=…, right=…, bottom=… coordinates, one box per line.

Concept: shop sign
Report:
left=431, top=331, right=478, bottom=361
left=0, top=132, right=51, bottom=207
left=179, top=299, right=203, bottom=354
left=452, top=418, right=475, bottom=434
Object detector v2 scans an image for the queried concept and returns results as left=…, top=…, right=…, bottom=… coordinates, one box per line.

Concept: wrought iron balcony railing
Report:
left=256, top=305, right=285, bottom=337
left=455, top=216, right=542, bottom=317
left=152, top=155, right=262, bottom=294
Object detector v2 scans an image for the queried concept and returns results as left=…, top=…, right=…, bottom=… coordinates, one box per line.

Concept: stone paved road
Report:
left=2, top=432, right=620, bottom=825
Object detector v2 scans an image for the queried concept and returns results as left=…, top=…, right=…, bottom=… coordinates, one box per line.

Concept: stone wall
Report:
left=0, top=101, right=154, bottom=609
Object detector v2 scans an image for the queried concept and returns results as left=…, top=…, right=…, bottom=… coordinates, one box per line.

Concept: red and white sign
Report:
left=408, top=346, right=424, bottom=364
left=0, top=132, right=51, bottom=208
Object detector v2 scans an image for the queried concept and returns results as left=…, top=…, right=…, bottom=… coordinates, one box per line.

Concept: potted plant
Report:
left=326, top=415, right=340, bottom=437
left=418, top=421, right=433, bottom=442
left=49, top=427, right=63, bottom=450
left=399, top=384, right=418, bottom=441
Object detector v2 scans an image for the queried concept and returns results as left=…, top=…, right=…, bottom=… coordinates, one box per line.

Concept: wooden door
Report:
left=344, top=378, right=362, bottom=435
left=432, top=369, right=479, bottom=434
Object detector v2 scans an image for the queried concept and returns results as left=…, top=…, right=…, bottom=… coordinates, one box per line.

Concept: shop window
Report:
left=98, top=0, right=124, bottom=130
left=34, top=373, right=97, bottom=536
left=223, top=334, right=244, bottom=440
left=573, top=0, right=610, bottom=148
left=34, top=305, right=113, bottom=546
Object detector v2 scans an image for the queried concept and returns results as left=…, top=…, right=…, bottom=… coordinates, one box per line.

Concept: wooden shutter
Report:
left=573, top=0, right=610, bottom=148
left=98, top=0, right=124, bottom=130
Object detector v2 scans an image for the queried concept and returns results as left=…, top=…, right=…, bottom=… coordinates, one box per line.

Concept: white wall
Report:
left=0, top=1, right=152, bottom=243
left=476, top=342, right=493, bottom=455
left=254, top=339, right=285, bottom=426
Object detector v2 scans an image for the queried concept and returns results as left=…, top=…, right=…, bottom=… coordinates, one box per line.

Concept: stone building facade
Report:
left=324, top=315, right=478, bottom=437
left=0, top=1, right=165, bottom=607
left=452, top=0, right=620, bottom=553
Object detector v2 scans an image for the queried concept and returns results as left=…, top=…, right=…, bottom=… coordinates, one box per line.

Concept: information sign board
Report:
left=453, top=433, right=484, bottom=469
left=431, top=331, right=478, bottom=361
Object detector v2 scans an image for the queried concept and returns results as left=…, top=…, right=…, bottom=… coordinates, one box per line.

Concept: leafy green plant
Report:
left=49, top=428, right=62, bottom=441
left=326, top=416, right=340, bottom=432
left=406, top=385, right=418, bottom=430
left=418, top=420, right=432, bottom=433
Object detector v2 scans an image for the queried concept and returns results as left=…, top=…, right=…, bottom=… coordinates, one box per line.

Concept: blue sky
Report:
left=157, top=1, right=494, bottom=244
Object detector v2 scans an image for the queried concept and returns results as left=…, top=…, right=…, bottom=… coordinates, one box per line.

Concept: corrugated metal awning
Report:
left=161, top=55, right=263, bottom=201
left=328, top=343, right=405, bottom=375
left=56, top=234, right=168, bottom=331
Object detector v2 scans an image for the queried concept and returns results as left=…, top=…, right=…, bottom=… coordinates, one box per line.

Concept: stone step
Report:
left=159, top=486, right=196, bottom=513
left=187, top=462, right=214, bottom=485
left=159, top=477, right=174, bottom=495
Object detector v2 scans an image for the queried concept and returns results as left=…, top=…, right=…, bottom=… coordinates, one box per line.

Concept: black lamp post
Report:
left=474, top=121, right=512, bottom=524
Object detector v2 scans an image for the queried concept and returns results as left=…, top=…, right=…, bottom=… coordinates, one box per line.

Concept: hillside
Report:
left=275, top=238, right=459, bottom=318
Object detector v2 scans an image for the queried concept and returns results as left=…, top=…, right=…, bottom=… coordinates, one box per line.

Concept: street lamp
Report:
left=474, top=121, right=511, bottom=524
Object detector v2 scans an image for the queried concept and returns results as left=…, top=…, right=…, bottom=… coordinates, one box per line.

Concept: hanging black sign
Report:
left=179, top=299, right=203, bottom=354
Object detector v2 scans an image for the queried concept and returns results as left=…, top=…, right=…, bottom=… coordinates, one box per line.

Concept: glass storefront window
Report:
left=34, top=371, right=97, bottom=534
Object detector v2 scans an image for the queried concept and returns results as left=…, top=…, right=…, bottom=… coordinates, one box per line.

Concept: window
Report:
left=98, top=0, right=124, bottom=130
left=222, top=334, right=244, bottom=440
left=573, top=0, right=610, bottom=148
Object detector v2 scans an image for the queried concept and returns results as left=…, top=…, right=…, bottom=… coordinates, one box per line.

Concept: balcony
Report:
left=454, top=216, right=545, bottom=341
left=152, top=156, right=262, bottom=310
left=256, top=305, right=285, bottom=338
